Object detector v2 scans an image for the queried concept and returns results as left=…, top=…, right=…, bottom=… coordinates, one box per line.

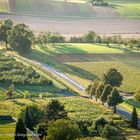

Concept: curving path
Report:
left=31, top=59, right=140, bottom=129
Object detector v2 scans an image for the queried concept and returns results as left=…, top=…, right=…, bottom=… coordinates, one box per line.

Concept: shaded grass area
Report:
left=120, top=99, right=140, bottom=117
left=0, top=84, right=75, bottom=100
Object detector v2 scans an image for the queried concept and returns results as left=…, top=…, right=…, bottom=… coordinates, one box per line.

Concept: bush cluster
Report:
left=0, top=54, right=53, bottom=86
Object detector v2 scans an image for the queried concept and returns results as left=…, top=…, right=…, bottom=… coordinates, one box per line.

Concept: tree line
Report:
left=1, top=19, right=140, bottom=54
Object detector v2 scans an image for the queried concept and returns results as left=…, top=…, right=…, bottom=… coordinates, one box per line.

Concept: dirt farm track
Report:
left=0, top=13, right=140, bottom=38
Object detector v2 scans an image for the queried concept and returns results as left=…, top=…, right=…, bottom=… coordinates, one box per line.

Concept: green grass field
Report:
left=120, top=99, right=140, bottom=117
left=0, top=118, right=33, bottom=140
left=0, top=97, right=140, bottom=140
left=29, top=43, right=140, bottom=92
left=0, top=97, right=115, bottom=120
left=0, top=119, right=16, bottom=140
left=107, top=0, right=140, bottom=18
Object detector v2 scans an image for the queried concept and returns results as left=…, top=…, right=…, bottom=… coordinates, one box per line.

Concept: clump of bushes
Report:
left=0, top=54, right=53, bottom=86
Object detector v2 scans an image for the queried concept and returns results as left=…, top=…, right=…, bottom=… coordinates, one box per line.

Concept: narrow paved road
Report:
left=15, top=56, right=140, bottom=129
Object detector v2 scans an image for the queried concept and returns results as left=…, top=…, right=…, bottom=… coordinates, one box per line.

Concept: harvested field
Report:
left=0, top=14, right=140, bottom=38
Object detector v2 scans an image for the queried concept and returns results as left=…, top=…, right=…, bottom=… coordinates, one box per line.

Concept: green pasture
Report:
left=35, top=43, right=123, bottom=54
left=0, top=118, right=33, bottom=140
left=30, top=43, right=140, bottom=92
left=0, top=97, right=115, bottom=120
left=107, top=0, right=140, bottom=18
left=65, top=61, right=140, bottom=92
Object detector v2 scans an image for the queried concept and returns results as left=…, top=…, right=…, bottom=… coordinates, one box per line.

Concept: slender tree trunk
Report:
left=102, top=101, right=104, bottom=106
left=5, top=41, right=8, bottom=50
left=113, top=106, right=116, bottom=113
left=95, top=97, right=97, bottom=102
left=90, top=94, right=92, bottom=99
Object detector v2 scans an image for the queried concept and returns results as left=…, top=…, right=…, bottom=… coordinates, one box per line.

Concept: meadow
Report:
left=0, top=97, right=114, bottom=120
left=107, top=0, right=140, bottom=18
left=0, top=118, right=33, bottom=140
left=29, top=43, right=140, bottom=92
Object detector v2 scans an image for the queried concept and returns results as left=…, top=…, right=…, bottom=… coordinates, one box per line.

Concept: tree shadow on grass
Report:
left=12, top=100, right=25, bottom=106
left=0, top=118, right=15, bottom=124
left=65, top=64, right=99, bottom=81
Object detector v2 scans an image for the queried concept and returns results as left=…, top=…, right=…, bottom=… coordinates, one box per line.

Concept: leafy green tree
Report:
left=134, top=85, right=140, bottom=101
left=100, top=84, right=112, bottom=105
left=103, top=68, right=123, bottom=87
left=23, top=90, right=30, bottom=99
left=95, top=83, right=105, bottom=101
left=37, top=32, right=51, bottom=47
left=49, top=33, right=65, bottom=46
left=45, top=100, right=67, bottom=123
left=0, top=19, right=13, bottom=50
left=5, top=84, right=15, bottom=100
left=83, top=31, right=96, bottom=43
left=28, top=105, right=44, bottom=127
left=101, top=124, right=118, bottom=138
left=8, top=23, right=33, bottom=54
left=86, top=80, right=99, bottom=99
left=135, top=42, right=140, bottom=51
left=46, top=119, right=81, bottom=140
left=130, top=107, right=138, bottom=129
left=36, top=124, right=47, bottom=140
left=95, top=117, right=108, bottom=133
left=107, top=88, right=123, bottom=113
left=15, top=118, right=28, bottom=140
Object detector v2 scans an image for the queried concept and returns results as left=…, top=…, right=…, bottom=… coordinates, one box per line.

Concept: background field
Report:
left=28, top=43, right=140, bottom=92
left=107, top=0, right=140, bottom=18
left=0, top=0, right=140, bottom=18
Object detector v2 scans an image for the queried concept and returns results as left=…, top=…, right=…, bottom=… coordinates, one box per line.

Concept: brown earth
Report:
left=53, top=53, right=140, bottom=63
left=0, top=13, right=140, bottom=38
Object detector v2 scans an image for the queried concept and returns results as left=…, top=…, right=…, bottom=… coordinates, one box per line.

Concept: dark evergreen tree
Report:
left=15, top=118, right=28, bottom=140
left=25, top=106, right=33, bottom=131
left=107, top=88, right=123, bottom=113
left=45, top=99, right=67, bottom=123
left=130, top=107, right=138, bottom=129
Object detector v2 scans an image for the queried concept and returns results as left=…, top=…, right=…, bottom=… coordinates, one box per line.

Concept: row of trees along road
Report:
left=86, top=68, right=123, bottom=113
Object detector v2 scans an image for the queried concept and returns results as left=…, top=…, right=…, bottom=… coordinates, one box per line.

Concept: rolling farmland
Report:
left=30, top=43, right=140, bottom=92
